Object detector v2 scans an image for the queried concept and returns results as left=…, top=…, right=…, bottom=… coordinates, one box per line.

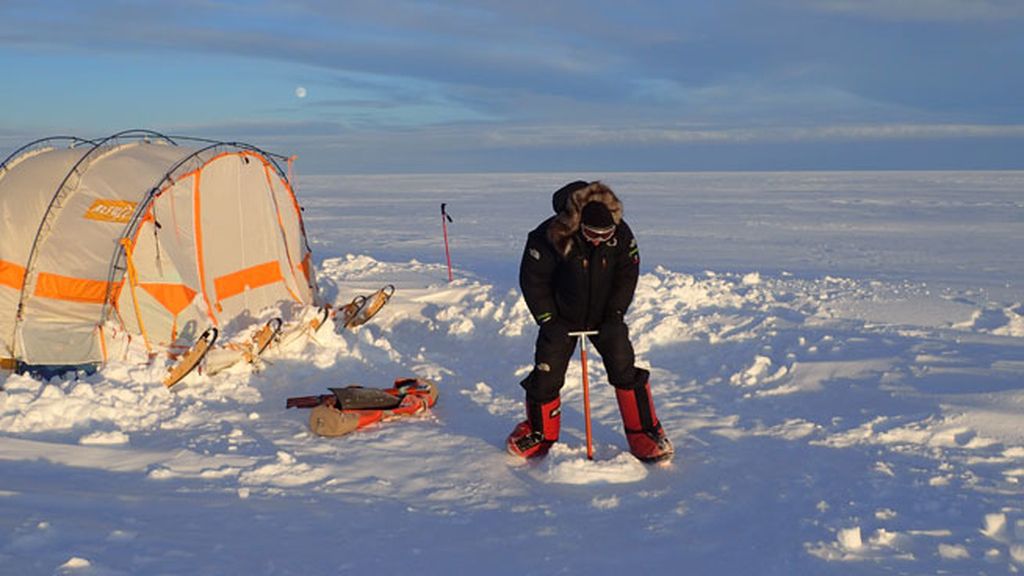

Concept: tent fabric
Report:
left=0, top=132, right=318, bottom=368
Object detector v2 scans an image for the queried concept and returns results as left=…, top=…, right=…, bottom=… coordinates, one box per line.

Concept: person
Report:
left=506, top=180, right=674, bottom=463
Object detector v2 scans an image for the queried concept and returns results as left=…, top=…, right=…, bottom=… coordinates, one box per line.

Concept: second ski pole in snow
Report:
left=441, top=203, right=454, bottom=282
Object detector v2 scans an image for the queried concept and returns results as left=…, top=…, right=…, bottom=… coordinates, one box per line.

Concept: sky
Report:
left=0, top=0, right=1022, bottom=173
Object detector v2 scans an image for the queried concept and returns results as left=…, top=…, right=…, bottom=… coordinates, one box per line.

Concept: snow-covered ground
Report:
left=2, top=171, right=1023, bottom=575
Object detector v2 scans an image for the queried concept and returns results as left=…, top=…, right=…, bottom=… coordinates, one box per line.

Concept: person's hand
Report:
left=539, top=318, right=570, bottom=342
left=602, top=309, right=625, bottom=325
left=598, top=314, right=629, bottom=341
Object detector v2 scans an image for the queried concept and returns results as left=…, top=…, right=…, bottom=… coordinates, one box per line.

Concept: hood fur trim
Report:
left=547, top=181, right=623, bottom=257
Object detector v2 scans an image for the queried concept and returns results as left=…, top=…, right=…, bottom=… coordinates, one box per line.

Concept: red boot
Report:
left=615, top=381, right=674, bottom=463
left=506, top=397, right=561, bottom=458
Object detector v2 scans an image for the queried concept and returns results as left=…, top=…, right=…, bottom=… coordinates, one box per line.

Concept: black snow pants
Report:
left=520, top=319, right=648, bottom=403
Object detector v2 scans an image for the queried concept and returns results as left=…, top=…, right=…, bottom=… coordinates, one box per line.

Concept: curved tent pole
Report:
left=166, top=134, right=290, bottom=160
left=102, top=129, right=177, bottom=146
left=165, top=135, right=292, bottom=179
left=9, top=130, right=178, bottom=351
left=113, top=138, right=295, bottom=251
left=98, top=139, right=298, bottom=324
left=100, top=140, right=231, bottom=324
left=113, top=139, right=247, bottom=253
left=0, top=136, right=96, bottom=173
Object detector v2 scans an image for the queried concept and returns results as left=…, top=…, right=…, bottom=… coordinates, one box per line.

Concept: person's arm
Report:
left=604, top=221, right=640, bottom=324
left=519, top=232, right=560, bottom=325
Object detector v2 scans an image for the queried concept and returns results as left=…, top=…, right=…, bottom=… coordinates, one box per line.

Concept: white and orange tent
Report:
left=0, top=130, right=318, bottom=374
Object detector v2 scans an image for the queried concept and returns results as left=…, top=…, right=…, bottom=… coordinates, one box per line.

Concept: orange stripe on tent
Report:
left=0, top=259, right=26, bottom=290
left=34, top=273, right=109, bottom=304
left=300, top=253, right=312, bottom=284
left=140, top=283, right=198, bottom=316
left=214, top=261, right=284, bottom=302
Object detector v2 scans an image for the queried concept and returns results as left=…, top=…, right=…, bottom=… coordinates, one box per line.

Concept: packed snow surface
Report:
left=2, top=171, right=1023, bottom=575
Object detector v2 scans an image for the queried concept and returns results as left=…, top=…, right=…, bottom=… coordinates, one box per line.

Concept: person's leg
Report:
left=591, top=322, right=674, bottom=463
left=507, top=327, right=576, bottom=458
left=588, top=321, right=635, bottom=388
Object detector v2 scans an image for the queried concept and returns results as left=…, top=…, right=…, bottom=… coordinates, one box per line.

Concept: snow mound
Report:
left=526, top=443, right=649, bottom=485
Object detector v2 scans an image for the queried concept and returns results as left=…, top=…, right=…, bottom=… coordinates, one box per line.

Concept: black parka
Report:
left=519, top=182, right=640, bottom=331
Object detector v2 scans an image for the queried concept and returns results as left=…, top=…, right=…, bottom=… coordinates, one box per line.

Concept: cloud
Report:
left=2, top=1, right=1019, bottom=123
left=1, top=2, right=1021, bottom=172
left=0, top=1, right=629, bottom=99
left=478, top=123, right=1024, bottom=148
left=797, top=0, right=1024, bottom=21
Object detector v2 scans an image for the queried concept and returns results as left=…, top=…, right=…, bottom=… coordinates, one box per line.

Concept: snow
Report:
left=1, top=170, right=1023, bottom=574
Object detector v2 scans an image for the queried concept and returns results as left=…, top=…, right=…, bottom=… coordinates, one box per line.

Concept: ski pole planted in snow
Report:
left=569, top=330, right=600, bottom=460
left=441, top=203, right=454, bottom=282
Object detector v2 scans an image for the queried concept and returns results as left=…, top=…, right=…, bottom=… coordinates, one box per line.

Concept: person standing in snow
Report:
left=507, top=180, right=674, bottom=463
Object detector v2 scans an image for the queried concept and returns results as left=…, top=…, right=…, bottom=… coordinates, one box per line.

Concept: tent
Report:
left=0, top=130, right=318, bottom=374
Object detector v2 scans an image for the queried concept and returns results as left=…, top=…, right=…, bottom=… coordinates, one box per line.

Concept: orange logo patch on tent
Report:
left=84, top=199, right=137, bottom=223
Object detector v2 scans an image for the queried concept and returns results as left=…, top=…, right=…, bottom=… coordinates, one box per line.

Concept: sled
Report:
left=337, top=285, right=395, bottom=329
left=163, top=327, right=218, bottom=388
left=286, top=377, right=438, bottom=437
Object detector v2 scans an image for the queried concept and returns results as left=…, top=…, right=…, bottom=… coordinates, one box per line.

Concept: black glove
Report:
left=602, top=308, right=626, bottom=326
left=539, top=317, right=571, bottom=342
left=596, top=314, right=629, bottom=344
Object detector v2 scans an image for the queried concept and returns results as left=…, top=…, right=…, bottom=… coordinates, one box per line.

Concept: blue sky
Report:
left=1, top=0, right=1022, bottom=173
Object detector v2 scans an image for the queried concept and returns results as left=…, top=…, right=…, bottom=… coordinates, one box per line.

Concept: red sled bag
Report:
left=287, top=378, right=438, bottom=437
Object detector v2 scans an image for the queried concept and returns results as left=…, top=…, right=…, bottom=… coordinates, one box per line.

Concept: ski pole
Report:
left=569, top=330, right=599, bottom=460
left=441, top=203, right=454, bottom=282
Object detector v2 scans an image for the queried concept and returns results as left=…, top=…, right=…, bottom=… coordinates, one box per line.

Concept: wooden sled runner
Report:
left=274, top=304, right=332, bottom=349
left=205, top=317, right=284, bottom=376
left=308, top=304, right=332, bottom=333
left=337, top=285, right=395, bottom=329
left=163, top=327, right=219, bottom=389
left=162, top=284, right=386, bottom=388
left=165, top=304, right=332, bottom=384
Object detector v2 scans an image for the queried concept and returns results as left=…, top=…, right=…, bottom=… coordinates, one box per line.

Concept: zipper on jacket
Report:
left=581, top=238, right=594, bottom=330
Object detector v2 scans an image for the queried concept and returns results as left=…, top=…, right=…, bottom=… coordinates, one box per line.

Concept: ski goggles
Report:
left=581, top=223, right=616, bottom=244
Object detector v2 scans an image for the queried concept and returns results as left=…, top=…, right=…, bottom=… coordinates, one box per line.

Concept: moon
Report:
left=295, top=86, right=307, bottom=99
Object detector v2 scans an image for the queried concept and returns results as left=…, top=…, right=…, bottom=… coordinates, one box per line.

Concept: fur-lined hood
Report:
left=547, top=181, right=623, bottom=257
